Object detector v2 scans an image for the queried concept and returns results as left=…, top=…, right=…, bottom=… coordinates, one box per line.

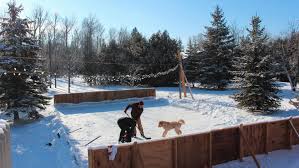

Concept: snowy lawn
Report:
left=4, top=78, right=299, bottom=168
left=11, top=115, right=78, bottom=168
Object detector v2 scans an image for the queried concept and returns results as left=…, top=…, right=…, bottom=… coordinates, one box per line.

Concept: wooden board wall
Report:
left=177, top=133, right=210, bottom=168
left=242, top=122, right=267, bottom=156
left=88, top=117, right=299, bottom=168
left=212, top=127, right=239, bottom=165
left=54, top=88, right=156, bottom=104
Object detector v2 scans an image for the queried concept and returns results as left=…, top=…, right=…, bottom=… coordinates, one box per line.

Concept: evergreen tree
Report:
left=145, top=30, right=180, bottom=86
left=126, top=28, right=148, bottom=85
left=184, top=39, right=201, bottom=84
left=234, top=16, right=280, bottom=112
left=0, top=1, right=50, bottom=120
left=200, top=6, right=235, bottom=89
left=128, top=28, right=148, bottom=62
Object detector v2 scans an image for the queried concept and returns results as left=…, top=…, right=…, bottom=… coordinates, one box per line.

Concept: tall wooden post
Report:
left=178, top=70, right=182, bottom=99
left=177, top=52, right=182, bottom=99
left=178, top=52, right=187, bottom=97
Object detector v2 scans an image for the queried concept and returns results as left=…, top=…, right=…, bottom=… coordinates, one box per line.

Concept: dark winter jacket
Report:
left=124, top=103, right=143, bottom=120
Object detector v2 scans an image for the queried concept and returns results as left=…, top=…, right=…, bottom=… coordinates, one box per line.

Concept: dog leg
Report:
left=162, top=130, right=168, bottom=137
left=175, top=127, right=182, bottom=135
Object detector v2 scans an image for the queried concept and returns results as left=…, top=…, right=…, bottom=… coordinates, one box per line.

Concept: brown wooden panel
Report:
left=268, top=120, right=289, bottom=151
left=89, top=146, right=132, bottom=168
left=212, top=127, right=239, bottom=165
left=138, top=139, right=173, bottom=168
left=54, top=89, right=156, bottom=104
left=291, top=117, right=299, bottom=145
left=88, top=118, right=299, bottom=168
left=242, top=123, right=267, bottom=156
left=177, top=133, right=210, bottom=168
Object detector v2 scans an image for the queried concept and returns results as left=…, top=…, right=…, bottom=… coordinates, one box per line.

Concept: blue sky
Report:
left=1, top=0, right=298, bottom=46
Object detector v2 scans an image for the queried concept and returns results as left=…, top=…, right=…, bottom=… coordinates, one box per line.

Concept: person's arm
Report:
left=124, top=104, right=132, bottom=113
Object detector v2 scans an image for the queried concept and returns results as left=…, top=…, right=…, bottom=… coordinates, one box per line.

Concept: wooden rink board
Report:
left=54, top=88, right=156, bottom=104
left=212, top=127, right=239, bottom=165
left=242, top=122, right=267, bottom=156
left=88, top=117, right=299, bottom=168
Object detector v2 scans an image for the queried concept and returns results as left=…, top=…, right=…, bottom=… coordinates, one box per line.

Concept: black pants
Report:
left=117, top=117, right=136, bottom=143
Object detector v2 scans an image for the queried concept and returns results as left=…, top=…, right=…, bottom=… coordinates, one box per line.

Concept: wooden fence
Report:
left=0, top=120, right=11, bottom=168
left=54, top=88, right=156, bottom=104
left=88, top=117, right=299, bottom=168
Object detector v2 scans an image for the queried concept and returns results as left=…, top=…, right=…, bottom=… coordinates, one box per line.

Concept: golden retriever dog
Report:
left=158, top=119, right=185, bottom=137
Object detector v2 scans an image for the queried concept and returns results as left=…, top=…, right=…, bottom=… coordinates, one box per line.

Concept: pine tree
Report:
left=128, top=28, right=148, bottom=62
left=234, top=16, right=280, bottom=112
left=0, top=1, right=50, bottom=120
left=184, top=39, right=201, bottom=84
left=200, top=6, right=235, bottom=89
left=146, top=30, right=180, bottom=86
left=127, top=28, right=148, bottom=85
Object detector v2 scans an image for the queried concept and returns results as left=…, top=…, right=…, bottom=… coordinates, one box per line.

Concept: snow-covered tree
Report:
left=0, top=1, right=50, bottom=120
left=199, top=6, right=235, bottom=89
left=184, top=39, right=201, bottom=84
left=234, top=16, right=280, bottom=112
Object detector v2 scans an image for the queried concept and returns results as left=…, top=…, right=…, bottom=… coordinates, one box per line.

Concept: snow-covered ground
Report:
left=3, top=77, right=299, bottom=168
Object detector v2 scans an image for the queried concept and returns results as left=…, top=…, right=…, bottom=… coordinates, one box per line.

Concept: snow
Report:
left=2, top=77, right=299, bottom=168
left=0, top=43, right=5, bottom=50
left=215, top=146, right=299, bottom=168
left=10, top=107, right=79, bottom=168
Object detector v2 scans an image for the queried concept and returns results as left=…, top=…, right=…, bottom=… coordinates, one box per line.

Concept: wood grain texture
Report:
left=88, top=117, right=299, bottom=168
left=54, top=88, right=156, bottom=104
left=268, top=119, right=289, bottom=151
left=290, top=117, right=299, bottom=145
left=212, top=127, right=239, bottom=165
left=177, top=133, right=210, bottom=168
left=242, top=123, right=267, bottom=156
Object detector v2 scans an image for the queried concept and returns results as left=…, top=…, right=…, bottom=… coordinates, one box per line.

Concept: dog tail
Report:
left=178, top=119, right=185, bottom=125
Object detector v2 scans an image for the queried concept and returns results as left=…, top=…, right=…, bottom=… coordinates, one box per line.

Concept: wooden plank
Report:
left=265, top=122, right=270, bottom=153
left=88, top=118, right=299, bottom=168
left=291, top=117, right=299, bottom=144
left=138, top=139, right=172, bottom=168
left=288, top=118, right=293, bottom=149
left=212, top=127, right=239, bottom=165
left=54, top=89, right=156, bottom=104
left=132, top=142, right=138, bottom=168
left=177, top=133, right=210, bottom=168
left=239, top=124, right=244, bottom=161
left=172, top=139, right=178, bottom=168
left=209, top=131, right=212, bottom=168
left=88, top=149, right=95, bottom=168
left=242, top=123, right=267, bottom=156
left=268, top=120, right=289, bottom=151
left=239, top=124, right=261, bottom=168
left=90, top=145, right=133, bottom=168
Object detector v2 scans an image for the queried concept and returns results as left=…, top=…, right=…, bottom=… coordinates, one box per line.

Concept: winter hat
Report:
left=139, top=101, right=144, bottom=105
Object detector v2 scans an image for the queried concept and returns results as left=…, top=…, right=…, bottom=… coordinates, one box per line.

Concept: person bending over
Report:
left=124, top=101, right=151, bottom=139
left=117, top=117, right=136, bottom=143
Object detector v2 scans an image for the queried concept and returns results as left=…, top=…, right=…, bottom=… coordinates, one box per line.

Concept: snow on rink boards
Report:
left=55, top=97, right=223, bottom=165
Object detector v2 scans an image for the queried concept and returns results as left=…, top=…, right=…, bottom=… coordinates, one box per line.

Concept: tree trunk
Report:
left=55, top=66, right=57, bottom=88
left=68, top=65, right=71, bottom=93
left=13, top=110, right=19, bottom=121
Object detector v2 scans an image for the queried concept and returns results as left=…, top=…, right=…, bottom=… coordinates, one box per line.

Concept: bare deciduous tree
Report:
left=62, top=16, right=76, bottom=93
left=31, top=6, right=50, bottom=46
